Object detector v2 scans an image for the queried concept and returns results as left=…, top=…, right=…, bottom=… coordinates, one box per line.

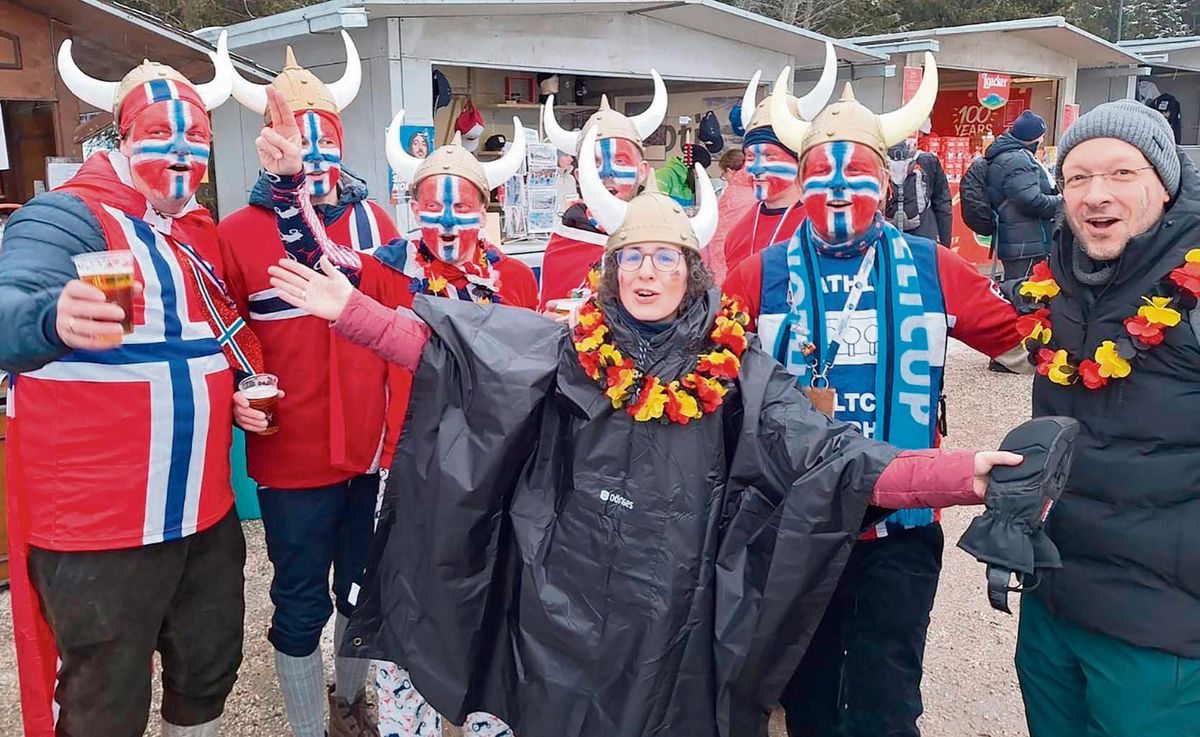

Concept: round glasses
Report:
left=614, top=247, right=683, bottom=272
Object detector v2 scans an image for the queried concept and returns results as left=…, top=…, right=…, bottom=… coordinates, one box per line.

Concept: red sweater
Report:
left=218, top=196, right=400, bottom=489
left=722, top=201, right=807, bottom=274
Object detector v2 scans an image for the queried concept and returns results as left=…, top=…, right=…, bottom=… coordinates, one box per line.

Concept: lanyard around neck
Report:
left=751, top=201, right=796, bottom=250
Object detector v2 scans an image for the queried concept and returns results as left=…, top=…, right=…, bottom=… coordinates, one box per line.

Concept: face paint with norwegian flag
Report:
left=413, top=174, right=486, bottom=265
left=126, top=88, right=212, bottom=207
left=800, top=141, right=884, bottom=243
left=299, top=111, right=343, bottom=197
left=744, top=142, right=799, bottom=202
left=594, top=137, right=644, bottom=201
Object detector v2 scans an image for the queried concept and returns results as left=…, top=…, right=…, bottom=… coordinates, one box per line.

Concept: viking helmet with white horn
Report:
left=578, top=127, right=716, bottom=252
left=57, top=30, right=233, bottom=121
left=740, top=41, right=839, bottom=135
left=229, top=30, right=361, bottom=116
left=386, top=111, right=526, bottom=202
left=543, top=70, right=667, bottom=156
left=770, top=51, right=939, bottom=162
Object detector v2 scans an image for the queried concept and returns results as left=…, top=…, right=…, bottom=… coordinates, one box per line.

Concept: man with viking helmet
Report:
left=536, top=71, right=667, bottom=310
left=724, top=54, right=1028, bottom=736
left=722, top=43, right=838, bottom=272
left=215, top=32, right=400, bottom=737
left=258, top=120, right=1022, bottom=737
left=0, top=35, right=263, bottom=737
left=253, top=87, right=534, bottom=737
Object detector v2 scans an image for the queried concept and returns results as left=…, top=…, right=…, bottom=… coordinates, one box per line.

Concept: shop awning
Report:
left=215, top=0, right=885, bottom=74
left=8, top=0, right=273, bottom=82
left=1119, top=37, right=1200, bottom=73
left=853, top=16, right=1144, bottom=69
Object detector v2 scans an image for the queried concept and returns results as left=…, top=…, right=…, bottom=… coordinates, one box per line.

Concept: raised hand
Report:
left=268, top=256, right=354, bottom=321
left=256, top=86, right=303, bottom=176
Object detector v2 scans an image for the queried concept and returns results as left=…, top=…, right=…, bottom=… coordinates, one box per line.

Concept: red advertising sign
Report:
left=930, top=87, right=1033, bottom=139
left=977, top=72, right=1012, bottom=110
left=902, top=66, right=923, bottom=104
left=1062, top=103, right=1080, bottom=131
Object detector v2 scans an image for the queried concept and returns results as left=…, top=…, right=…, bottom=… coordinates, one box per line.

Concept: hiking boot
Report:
left=328, top=685, right=379, bottom=737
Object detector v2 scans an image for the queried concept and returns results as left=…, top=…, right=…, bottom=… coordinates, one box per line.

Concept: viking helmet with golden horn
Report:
left=770, top=51, right=939, bottom=161
left=543, top=71, right=667, bottom=155
left=740, top=41, right=839, bottom=134
left=577, top=127, right=717, bottom=252
left=228, top=30, right=361, bottom=115
left=385, top=111, right=526, bottom=201
left=57, top=31, right=233, bottom=125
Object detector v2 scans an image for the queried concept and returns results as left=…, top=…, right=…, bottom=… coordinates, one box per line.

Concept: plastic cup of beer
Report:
left=239, top=373, right=281, bottom=436
left=72, top=251, right=136, bottom=335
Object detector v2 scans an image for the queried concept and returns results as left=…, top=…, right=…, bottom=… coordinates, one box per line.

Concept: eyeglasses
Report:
left=1061, top=166, right=1155, bottom=191
left=614, top=247, right=683, bottom=272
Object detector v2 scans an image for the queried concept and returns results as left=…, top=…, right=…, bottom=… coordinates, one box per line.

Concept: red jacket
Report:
left=722, top=201, right=807, bottom=274
left=537, top=203, right=608, bottom=310
left=218, top=182, right=400, bottom=489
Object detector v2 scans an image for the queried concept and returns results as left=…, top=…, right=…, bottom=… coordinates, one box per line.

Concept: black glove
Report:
left=958, top=416, right=1079, bottom=613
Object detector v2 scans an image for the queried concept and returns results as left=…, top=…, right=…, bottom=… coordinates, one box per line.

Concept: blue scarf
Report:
left=772, top=216, right=932, bottom=453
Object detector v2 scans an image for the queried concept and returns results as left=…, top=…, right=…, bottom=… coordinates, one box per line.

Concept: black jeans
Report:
left=257, top=473, right=378, bottom=656
left=780, top=523, right=944, bottom=737
left=28, top=509, right=246, bottom=737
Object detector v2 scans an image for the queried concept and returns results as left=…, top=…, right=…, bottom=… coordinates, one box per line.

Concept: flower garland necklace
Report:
left=409, top=242, right=503, bottom=303
left=573, top=294, right=751, bottom=424
left=1018, top=251, right=1200, bottom=389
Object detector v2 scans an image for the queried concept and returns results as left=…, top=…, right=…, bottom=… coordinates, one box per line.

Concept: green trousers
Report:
left=1016, top=594, right=1200, bottom=737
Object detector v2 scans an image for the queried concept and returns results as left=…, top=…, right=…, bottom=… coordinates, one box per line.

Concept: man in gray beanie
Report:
left=1012, top=97, right=1200, bottom=737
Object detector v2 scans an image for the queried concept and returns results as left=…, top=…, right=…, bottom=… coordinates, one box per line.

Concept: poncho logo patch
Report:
left=599, top=489, right=634, bottom=509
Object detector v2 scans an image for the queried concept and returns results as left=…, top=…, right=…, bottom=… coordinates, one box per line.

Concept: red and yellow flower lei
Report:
left=1018, top=251, right=1200, bottom=389
left=572, top=294, right=751, bottom=424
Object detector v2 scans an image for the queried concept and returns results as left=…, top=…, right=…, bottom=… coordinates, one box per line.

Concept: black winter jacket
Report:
left=985, top=133, right=1061, bottom=262
left=1033, top=151, right=1200, bottom=658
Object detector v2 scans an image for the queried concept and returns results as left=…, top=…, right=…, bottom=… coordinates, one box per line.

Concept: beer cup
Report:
left=239, top=373, right=281, bottom=435
left=72, top=251, right=136, bottom=335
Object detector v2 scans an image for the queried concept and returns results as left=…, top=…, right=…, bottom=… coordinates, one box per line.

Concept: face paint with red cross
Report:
left=800, top=141, right=884, bottom=243
left=593, top=137, right=644, bottom=201
left=413, top=174, right=486, bottom=265
left=744, top=142, right=799, bottom=202
left=126, top=82, right=212, bottom=206
left=298, top=110, right=343, bottom=197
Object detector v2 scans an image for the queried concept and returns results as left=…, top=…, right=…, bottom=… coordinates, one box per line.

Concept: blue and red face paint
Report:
left=414, top=174, right=486, bottom=264
left=800, top=141, right=884, bottom=244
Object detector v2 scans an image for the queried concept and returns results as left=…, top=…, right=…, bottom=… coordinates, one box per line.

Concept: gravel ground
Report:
left=0, top=340, right=1033, bottom=737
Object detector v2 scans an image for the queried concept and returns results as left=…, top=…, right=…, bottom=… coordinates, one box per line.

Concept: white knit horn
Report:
left=739, top=70, right=761, bottom=133
left=327, top=30, right=362, bottom=111
left=879, top=52, right=939, bottom=147
left=795, top=41, right=838, bottom=121
left=542, top=94, right=581, bottom=155
left=577, top=127, right=628, bottom=234
left=689, top=164, right=719, bottom=248
left=483, top=117, right=527, bottom=189
left=57, top=39, right=119, bottom=112
left=385, top=110, right=422, bottom=184
left=197, top=31, right=234, bottom=111
left=629, top=69, right=668, bottom=139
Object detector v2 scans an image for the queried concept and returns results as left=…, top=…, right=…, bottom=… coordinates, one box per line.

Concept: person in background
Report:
left=1009, top=98, right=1200, bottom=737
left=885, top=139, right=953, bottom=246
left=656, top=143, right=710, bottom=206
left=705, top=148, right=755, bottom=284
left=220, top=35, right=396, bottom=737
left=712, top=148, right=744, bottom=199
left=985, top=110, right=1062, bottom=280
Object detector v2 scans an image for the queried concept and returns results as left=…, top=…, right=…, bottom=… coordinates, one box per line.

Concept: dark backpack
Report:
left=960, top=156, right=994, bottom=236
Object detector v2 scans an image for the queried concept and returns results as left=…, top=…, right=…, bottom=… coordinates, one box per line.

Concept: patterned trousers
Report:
left=376, top=662, right=513, bottom=737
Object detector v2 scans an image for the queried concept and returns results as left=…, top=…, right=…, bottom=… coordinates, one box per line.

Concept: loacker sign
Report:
left=977, top=72, right=1012, bottom=110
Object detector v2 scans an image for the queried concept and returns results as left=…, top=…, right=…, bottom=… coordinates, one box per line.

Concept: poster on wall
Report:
left=929, top=87, right=1033, bottom=139
left=902, top=66, right=923, bottom=104
left=1062, top=103, right=1080, bottom=132
left=976, top=72, right=1012, bottom=110
left=389, top=124, right=436, bottom=205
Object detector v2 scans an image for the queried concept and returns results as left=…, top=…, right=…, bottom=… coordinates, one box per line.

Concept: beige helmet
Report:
left=385, top=111, right=527, bottom=201
left=228, top=30, right=361, bottom=115
left=57, top=31, right=233, bottom=120
left=543, top=71, right=668, bottom=156
left=770, top=52, right=939, bottom=162
left=577, top=127, right=717, bottom=252
left=739, top=41, right=839, bottom=135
